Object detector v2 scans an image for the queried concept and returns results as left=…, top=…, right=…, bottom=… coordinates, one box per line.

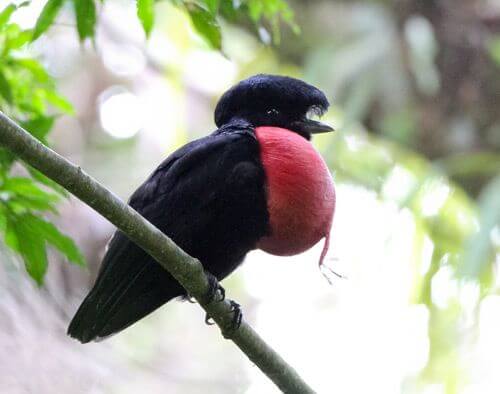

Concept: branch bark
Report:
left=0, top=111, right=316, bottom=394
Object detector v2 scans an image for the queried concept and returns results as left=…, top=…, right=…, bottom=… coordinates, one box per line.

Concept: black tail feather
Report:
left=67, top=232, right=184, bottom=343
left=67, top=285, right=173, bottom=343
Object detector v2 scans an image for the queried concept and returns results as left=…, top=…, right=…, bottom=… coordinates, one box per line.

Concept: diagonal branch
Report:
left=0, top=111, right=316, bottom=394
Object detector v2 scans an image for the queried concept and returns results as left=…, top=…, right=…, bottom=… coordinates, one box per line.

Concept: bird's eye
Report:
left=267, top=109, right=279, bottom=116
left=306, top=105, right=323, bottom=121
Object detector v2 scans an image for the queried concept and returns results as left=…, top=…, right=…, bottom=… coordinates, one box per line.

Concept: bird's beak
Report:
left=293, top=119, right=334, bottom=134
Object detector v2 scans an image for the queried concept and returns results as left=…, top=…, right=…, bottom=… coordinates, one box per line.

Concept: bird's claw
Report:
left=200, top=273, right=242, bottom=334
left=228, top=300, right=242, bottom=331
left=204, top=300, right=243, bottom=336
left=200, top=271, right=225, bottom=305
left=202, top=271, right=226, bottom=326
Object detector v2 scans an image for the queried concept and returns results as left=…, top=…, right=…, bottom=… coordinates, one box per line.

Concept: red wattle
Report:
left=255, top=126, right=335, bottom=264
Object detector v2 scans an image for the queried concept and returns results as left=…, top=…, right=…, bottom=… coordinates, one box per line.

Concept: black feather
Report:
left=68, top=122, right=269, bottom=342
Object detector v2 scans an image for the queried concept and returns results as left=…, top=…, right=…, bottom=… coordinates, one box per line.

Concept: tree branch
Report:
left=0, top=111, right=316, bottom=394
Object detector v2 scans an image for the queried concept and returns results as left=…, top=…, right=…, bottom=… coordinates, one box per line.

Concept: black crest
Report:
left=214, top=74, right=330, bottom=131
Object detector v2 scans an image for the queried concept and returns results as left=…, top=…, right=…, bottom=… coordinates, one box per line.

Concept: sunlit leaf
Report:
left=12, top=58, right=50, bottom=83
left=4, top=216, right=19, bottom=252
left=204, top=0, right=220, bottom=15
left=26, top=166, right=69, bottom=197
left=8, top=214, right=49, bottom=285
left=2, top=177, right=53, bottom=197
left=0, top=4, right=16, bottom=29
left=1, top=177, right=60, bottom=213
left=45, top=91, right=74, bottom=114
left=27, top=214, right=86, bottom=267
left=4, top=212, right=85, bottom=284
left=6, top=27, right=33, bottom=49
left=137, top=0, right=154, bottom=37
left=32, top=0, right=65, bottom=41
left=73, top=0, right=96, bottom=41
left=245, top=0, right=299, bottom=38
left=186, top=3, right=222, bottom=50
left=247, top=0, right=263, bottom=22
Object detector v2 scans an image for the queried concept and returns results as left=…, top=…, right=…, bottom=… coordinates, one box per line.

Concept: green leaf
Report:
left=187, top=3, right=222, bottom=49
left=4, top=216, right=19, bottom=252
left=218, top=0, right=238, bottom=20
left=0, top=4, right=16, bottom=29
left=4, top=213, right=85, bottom=284
left=7, top=214, right=49, bottom=285
left=244, top=0, right=299, bottom=39
left=204, top=0, right=219, bottom=15
left=28, top=214, right=86, bottom=266
left=45, top=90, right=74, bottom=114
left=6, top=27, right=33, bottom=49
left=9, top=196, right=58, bottom=213
left=26, top=166, right=69, bottom=197
left=137, top=0, right=154, bottom=37
left=0, top=149, right=15, bottom=171
left=21, top=116, right=55, bottom=142
left=1, top=177, right=60, bottom=213
left=32, top=0, right=65, bottom=41
left=247, top=0, right=263, bottom=22
left=0, top=206, right=6, bottom=233
left=0, top=69, right=13, bottom=104
left=73, top=0, right=97, bottom=41
left=12, top=58, right=50, bottom=83
left=2, top=177, right=52, bottom=197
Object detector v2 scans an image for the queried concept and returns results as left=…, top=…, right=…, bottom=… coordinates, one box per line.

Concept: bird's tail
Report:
left=67, top=232, right=183, bottom=343
left=67, top=282, right=171, bottom=343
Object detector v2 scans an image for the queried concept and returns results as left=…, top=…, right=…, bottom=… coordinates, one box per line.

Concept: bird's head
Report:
left=214, top=74, right=333, bottom=139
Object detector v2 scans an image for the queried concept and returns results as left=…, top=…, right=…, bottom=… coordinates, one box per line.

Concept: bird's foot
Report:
left=187, top=272, right=225, bottom=304
left=223, top=300, right=243, bottom=337
left=199, top=272, right=242, bottom=334
left=200, top=271, right=225, bottom=306
left=205, top=300, right=243, bottom=338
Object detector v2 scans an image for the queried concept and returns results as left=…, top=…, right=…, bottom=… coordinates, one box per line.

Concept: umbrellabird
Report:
left=68, top=74, right=336, bottom=343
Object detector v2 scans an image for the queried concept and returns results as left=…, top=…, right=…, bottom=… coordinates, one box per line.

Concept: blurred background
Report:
left=0, top=0, right=499, bottom=393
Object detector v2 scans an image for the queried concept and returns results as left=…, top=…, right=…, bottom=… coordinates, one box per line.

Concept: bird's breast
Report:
left=255, top=126, right=335, bottom=257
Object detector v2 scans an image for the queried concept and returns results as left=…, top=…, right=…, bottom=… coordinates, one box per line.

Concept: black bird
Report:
left=68, top=74, right=335, bottom=343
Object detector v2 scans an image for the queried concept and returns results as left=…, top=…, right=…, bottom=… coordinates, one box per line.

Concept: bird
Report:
left=68, top=74, right=336, bottom=343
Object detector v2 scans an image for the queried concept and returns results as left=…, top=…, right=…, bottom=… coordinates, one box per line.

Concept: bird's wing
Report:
left=68, top=124, right=269, bottom=342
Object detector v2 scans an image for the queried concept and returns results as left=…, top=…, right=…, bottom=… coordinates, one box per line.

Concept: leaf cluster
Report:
left=31, top=0, right=297, bottom=49
left=0, top=2, right=83, bottom=284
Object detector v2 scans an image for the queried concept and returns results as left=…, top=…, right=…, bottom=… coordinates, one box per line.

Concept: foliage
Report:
left=30, top=0, right=297, bottom=49
left=0, top=2, right=83, bottom=285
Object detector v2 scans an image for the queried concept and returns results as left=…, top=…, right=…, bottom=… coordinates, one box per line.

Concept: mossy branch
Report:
left=0, top=111, right=316, bottom=394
